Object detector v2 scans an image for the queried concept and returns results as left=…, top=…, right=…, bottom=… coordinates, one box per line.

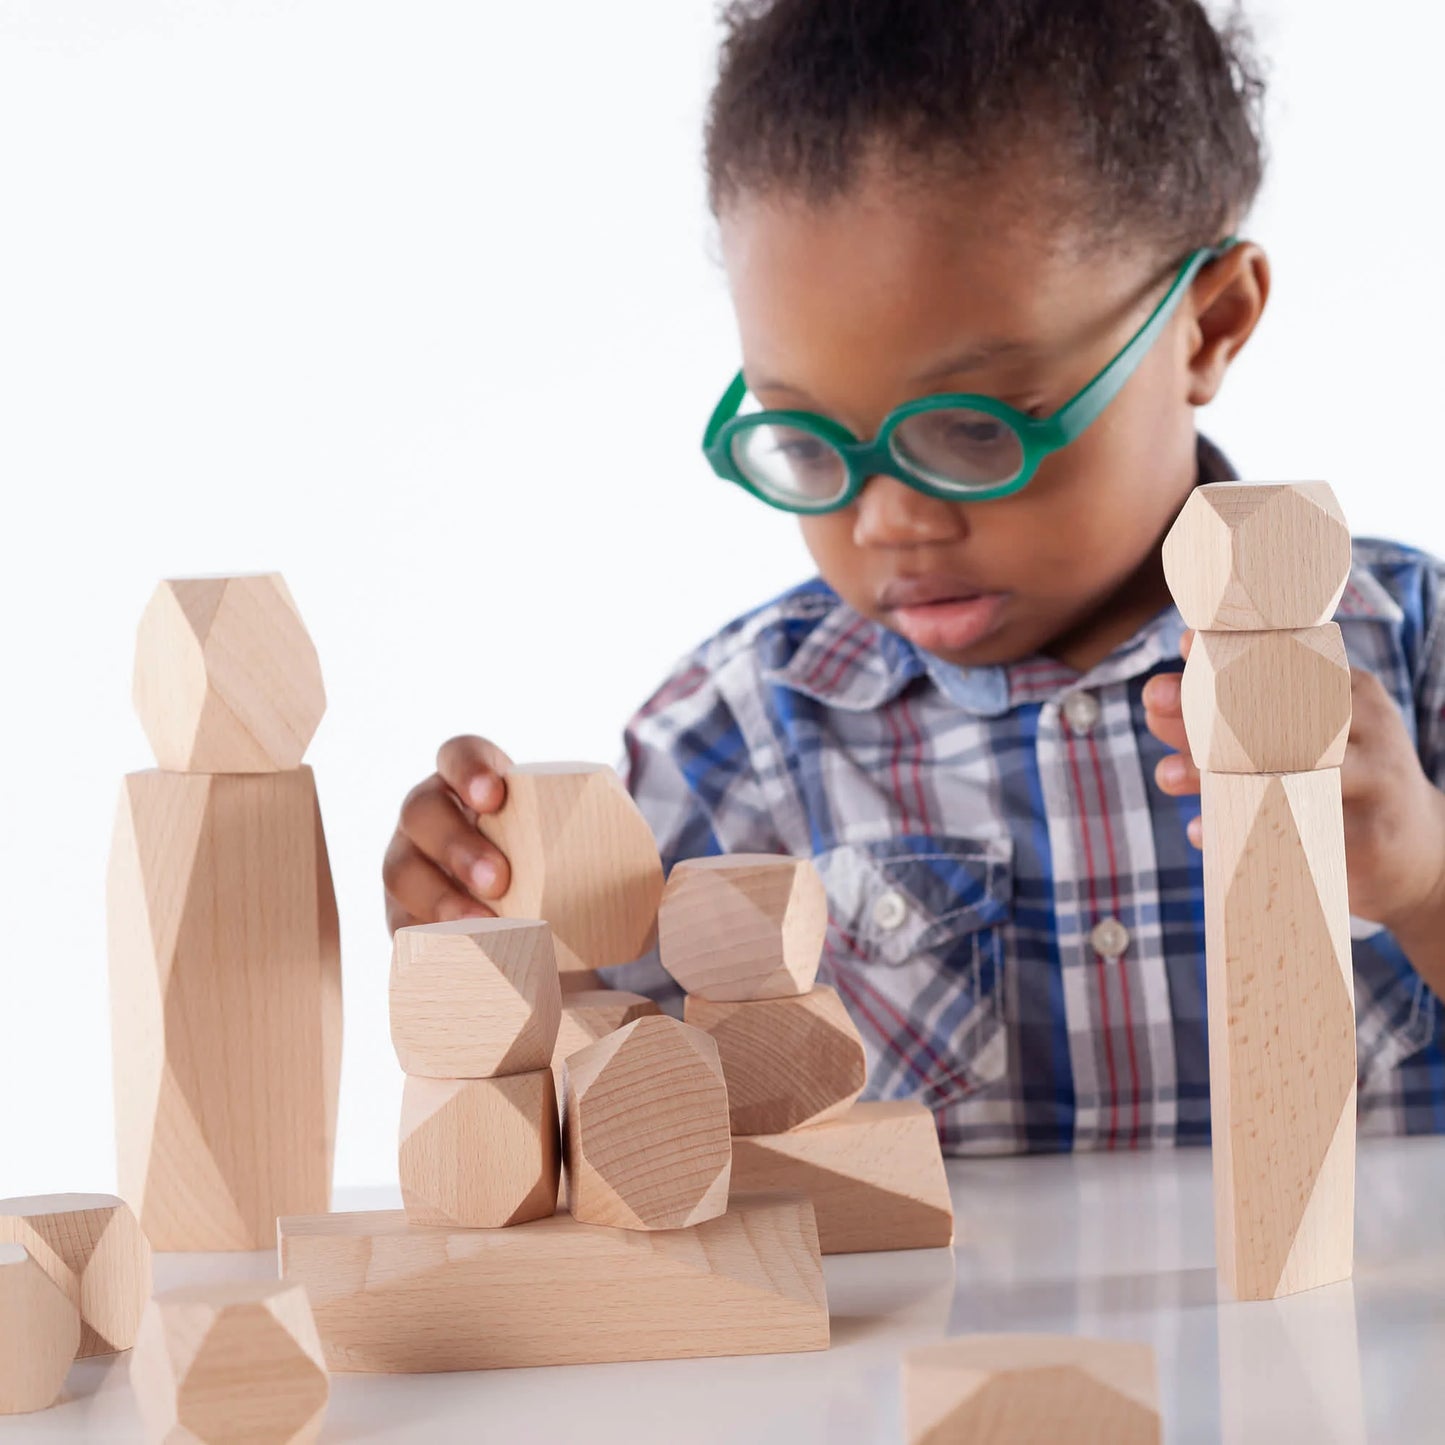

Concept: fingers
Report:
left=437, top=735, right=515, bottom=815
left=1142, top=671, right=1200, bottom=796
left=383, top=832, right=495, bottom=933
left=1186, top=814, right=1202, bottom=850
left=399, top=775, right=513, bottom=900
left=1180, top=628, right=1194, bottom=661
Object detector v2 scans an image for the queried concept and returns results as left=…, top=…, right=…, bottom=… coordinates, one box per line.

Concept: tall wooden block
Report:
left=130, top=1281, right=329, bottom=1445
left=399, top=1072, right=559, bottom=1228
left=278, top=1193, right=828, bottom=1372
left=904, top=1335, right=1161, bottom=1445
left=475, top=763, right=664, bottom=972
left=0, top=1243, right=79, bottom=1415
left=390, top=918, right=561, bottom=1078
left=684, top=986, right=867, bottom=1135
left=133, top=574, right=326, bottom=773
left=107, top=768, right=342, bottom=1250
left=564, top=1015, right=731, bottom=1231
left=658, top=854, right=826, bottom=1000
left=1202, top=770, right=1356, bottom=1300
left=0, top=1193, right=152, bottom=1358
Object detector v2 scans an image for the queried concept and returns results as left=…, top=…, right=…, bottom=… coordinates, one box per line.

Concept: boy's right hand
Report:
left=383, top=735, right=515, bottom=935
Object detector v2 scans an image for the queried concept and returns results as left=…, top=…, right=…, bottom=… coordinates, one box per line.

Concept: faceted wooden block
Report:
left=550, top=988, right=661, bottom=1097
left=108, top=769, right=342, bottom=1251
left=1181, top=625, right=1352, bottom=774
left=0, top=1243, right=79, bottom=1415
left=0, top=1193, right=151, bottom=1359
left=476, top=763, right=664, bottom=972
left=1162, top=482, right=1351, bottom=631
left=905, top=1334, right=1161, bottom=1444
left=399, top=1072, right=559, bottom=1228
left=390, top=918, right=561, bottom=1079
left=133, top=574, right=326, bottom=772
left=131, top=1281, right=329, bottom=1445
left=659, top=854, right=827, bottom=1001
left=1202, top=770, right=1356, bottom=1300
left=684, top=986, right=867, bottom=1136
left=564, top=1015, right=731, bottom=1231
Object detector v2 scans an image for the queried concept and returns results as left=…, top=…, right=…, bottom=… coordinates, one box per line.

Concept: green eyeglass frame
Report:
left=702, top=238, right=1237, bottom=513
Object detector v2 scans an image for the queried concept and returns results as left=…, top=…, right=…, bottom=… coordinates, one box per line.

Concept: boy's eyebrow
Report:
left=750, top=338, right=1036, bottom=401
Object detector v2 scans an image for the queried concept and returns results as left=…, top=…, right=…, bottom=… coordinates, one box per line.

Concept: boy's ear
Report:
left=1184, top=242, right=1270, bottom=407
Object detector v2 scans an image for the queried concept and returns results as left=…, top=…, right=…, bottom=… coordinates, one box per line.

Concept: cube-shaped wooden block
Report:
left=659, top=854, right=827, bottom=1001
left=0, top=1244, right=79, bottom=1415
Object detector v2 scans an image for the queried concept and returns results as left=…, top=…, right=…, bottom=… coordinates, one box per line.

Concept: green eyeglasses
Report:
left=702, top=239, right=1236, bottom=514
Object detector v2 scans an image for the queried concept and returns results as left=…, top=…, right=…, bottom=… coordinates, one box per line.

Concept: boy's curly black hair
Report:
left=704, top=0, right=1266, bottom=257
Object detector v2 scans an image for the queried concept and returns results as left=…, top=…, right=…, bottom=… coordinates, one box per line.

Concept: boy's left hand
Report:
left=1143, top=630, right=1445, bottom=933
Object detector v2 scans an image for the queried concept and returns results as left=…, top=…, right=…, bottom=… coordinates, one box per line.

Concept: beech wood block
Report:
left=564, top=1015, right=731, bottom=1230
left=658, top=854, right=827, bottom=1000
left=729, top=1101, right=953, bottom=1254
left=1181, top=625, right=1351, bottom=773
left=400, top=1071, right=559, bottom=1228
left=131, top=1281, right=329, bottom=1445
left=551, top=988, right=661, bottom=1082
left=390, top=918, right=561, bottom=1078
left=0, top=1243, right=79, bottom=1415
left=1202, top=769, right=1356, bottom=1300
left=133, top=574, right=326, bottom=773
left=684, top=985, right=867, bottom=1135
left=108, top=769, right=341, bottom=1251
left=904, top=1334, right=1161, bottom=1444
left=1161, top=482, right=1351, bottom=631
left=277, top=1192, right=828, bottom=1372
left=0, top=1193, right=152, bottom=1358
left=475, top=762, right=664, bottom=972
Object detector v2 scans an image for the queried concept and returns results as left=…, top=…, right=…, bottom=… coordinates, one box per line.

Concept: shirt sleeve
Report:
left=1414, top=559, right=1445, bottom=789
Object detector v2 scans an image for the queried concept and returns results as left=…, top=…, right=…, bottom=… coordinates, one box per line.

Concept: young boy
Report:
left=383, top=0, right=1445, bottom=1154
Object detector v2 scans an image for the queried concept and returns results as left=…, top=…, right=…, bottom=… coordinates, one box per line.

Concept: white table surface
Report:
left=6, top=1137, right=1441, bottom=1444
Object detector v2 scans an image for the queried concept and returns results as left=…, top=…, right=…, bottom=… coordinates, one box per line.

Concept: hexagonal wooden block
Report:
left=1161, top=483, right=1351, bottom=631
left=564, top=1015, right=731, bottom=1231
left=476, top=763, right=664, bottom=972
left=133, top=574, right=326, bottom=772
left=551, top=988, right=661, bottom=1097
left=684, top=985, right=867, bottom=1135
left=400, top=1072, right=559, bottom=1228
left=1181, top=625, right=1352, bottom=773
left=390, top=918, right=562, bottom=1078
left=0, top=1193, right=152, bottom=1358
left=659, top=854, right=827, bottom=1001
left=905, top=1334, right=1161, bottom=1444
left=131, top=1281, right=329, bottom=1445
left=0, top=1243, right=79, bottom=1415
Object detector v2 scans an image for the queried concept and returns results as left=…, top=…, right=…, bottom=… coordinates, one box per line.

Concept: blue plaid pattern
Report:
left=610, top=439, right=1445, bottom=1154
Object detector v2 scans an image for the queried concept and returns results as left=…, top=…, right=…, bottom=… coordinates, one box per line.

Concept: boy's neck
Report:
left=1043, top=549, right=1175, bottom=676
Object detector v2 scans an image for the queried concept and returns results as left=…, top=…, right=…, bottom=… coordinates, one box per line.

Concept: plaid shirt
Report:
left=612, top=438, right=1445, bottom=1154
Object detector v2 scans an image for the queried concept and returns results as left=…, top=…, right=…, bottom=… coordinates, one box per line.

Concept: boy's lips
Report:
left=878, top=575, right=1008, bottom=653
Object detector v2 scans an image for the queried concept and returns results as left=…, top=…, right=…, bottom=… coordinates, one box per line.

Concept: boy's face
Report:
left=718, top=167, right=1247, bottom=673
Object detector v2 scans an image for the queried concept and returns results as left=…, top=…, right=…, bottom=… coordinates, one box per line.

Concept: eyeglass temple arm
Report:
left=703, top=371, right=749, bottom=449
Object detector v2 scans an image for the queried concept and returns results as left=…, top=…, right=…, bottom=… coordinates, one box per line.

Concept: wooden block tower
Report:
left=108, top=575, right=342, bottom=1251
left=1162, top=482, right=1356, bottom=1300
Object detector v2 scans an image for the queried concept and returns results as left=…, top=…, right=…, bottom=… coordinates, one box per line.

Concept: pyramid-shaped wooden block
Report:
left=0, top=1244, right=79, bottom=1415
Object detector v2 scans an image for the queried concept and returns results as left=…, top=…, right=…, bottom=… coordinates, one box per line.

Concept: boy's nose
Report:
left=852, top=474, right=970, bottom=549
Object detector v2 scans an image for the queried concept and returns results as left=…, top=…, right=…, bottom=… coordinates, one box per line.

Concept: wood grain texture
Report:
left=130, top=1281, right=329, bottom=1445
left=0, top=1243, right=79, bottom=1415
left=475, top=763, right=664, bottom=972
left=551, top=989, right=661, bottom=1101
left=390, top=918, right=561, bottom=1079
left=277, top=1192, right=828, bottom=1372
left=729, top=1101, right=953, bottom=1253
left=684, top=986, right=867, bottom=1136
left=107, top=769, right=342, bottom=1251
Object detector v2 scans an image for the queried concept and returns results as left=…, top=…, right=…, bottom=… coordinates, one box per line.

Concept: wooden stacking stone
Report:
left=0, top=1243, right=79, bottom=1415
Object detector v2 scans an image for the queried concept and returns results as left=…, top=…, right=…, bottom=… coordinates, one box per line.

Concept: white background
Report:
left=1, top=0, right=1440, bottom=1196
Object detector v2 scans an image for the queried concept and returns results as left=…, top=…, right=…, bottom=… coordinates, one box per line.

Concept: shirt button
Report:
left=872, top=890, right=909, bottom=931
left=1090, top=917, right=1130, bottom=958
left=1063, top=690, right=1102, bottom=735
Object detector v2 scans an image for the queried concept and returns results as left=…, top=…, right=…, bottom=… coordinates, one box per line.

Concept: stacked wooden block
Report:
left=659, top=854, right=955, bottom=1254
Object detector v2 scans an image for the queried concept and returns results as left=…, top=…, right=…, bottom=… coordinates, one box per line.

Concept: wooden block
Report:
left=108, top=769, right=342, bottom=1251
left=475, top=762, right=664, bottom=972
left=565, top=1015, right=731, bottom=1230
left=1180, top=625, right=1351, bottom=773
left=133, top=574, right=326, bottom=773
left=658, top=854, right=826, bottom=1000
left=684, top=985, right=867, bottom=1135
left=390, top=918, right=562, bottom=1078
left=1161, top=482, right=1351, bottom=631
left=131, top=1280, right=329, bottom=1445
left=0, top=1193, right=152, bottom=1358
left=730, top=1101, right=953, bottom=1253
left=1202, top=770, right=1356, bottom=1299
left=0, top=1243, right=79, bottom=1415
left=277, top=1192, right=828, bottom=1372
left=551, top=987, right=660, bottom=1082
left=400, top=1071, right=559, bottom=1228
left=904, top=1334, right=1161, bottom=1444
